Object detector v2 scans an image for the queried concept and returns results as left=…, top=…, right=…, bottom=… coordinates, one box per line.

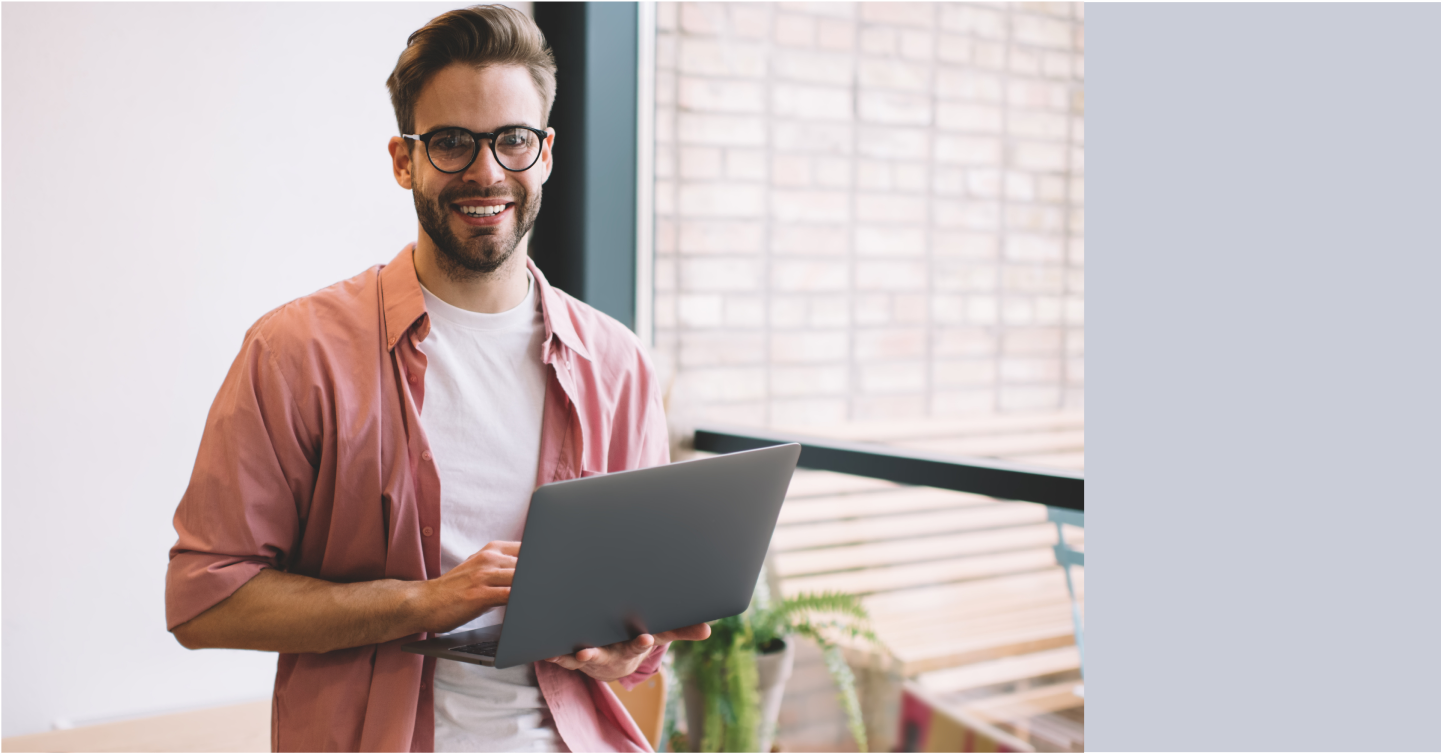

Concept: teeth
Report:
left=459, top=204, right=505, bottom=217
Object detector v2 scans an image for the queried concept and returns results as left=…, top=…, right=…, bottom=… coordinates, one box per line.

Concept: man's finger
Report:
left=654, top=623, right=712, bottom=643
left=468, top=542, right=518, bottom=562
left=486, top=541, right=521, bottom=555
left=546, top=655, right=580, bottom=670
left=470, top=570, right=513, bottom=590
left=475, top=554, right=517, bottom=572
left=596, top=635, right=653, bottom=655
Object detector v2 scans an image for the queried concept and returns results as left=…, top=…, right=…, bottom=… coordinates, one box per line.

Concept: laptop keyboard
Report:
left=449, top=641, right=499, bottom=657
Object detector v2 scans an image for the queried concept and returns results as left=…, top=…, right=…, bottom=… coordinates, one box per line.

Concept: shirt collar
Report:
left=377, top=244, right=592, bottom=362
left=527, top=256, right=592, bottom=362
left=378, top=245, right=427, bottom=351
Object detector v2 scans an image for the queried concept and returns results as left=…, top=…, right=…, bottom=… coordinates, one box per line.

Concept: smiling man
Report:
left=165, top=6, right=705, bottom=752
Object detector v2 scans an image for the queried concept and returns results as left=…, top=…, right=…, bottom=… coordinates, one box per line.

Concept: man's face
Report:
left=392, top=63, right=554, bottom=278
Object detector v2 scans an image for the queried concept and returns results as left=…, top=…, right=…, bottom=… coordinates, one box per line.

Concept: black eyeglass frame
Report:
left=402, top=125, right=550, bottom=174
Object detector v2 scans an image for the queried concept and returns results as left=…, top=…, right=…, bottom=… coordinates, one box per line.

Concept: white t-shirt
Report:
left=417, top=274, right=565, bottom=753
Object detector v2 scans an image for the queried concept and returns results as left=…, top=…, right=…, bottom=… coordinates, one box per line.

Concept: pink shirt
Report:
left=167, top=246, right=669, bottom=752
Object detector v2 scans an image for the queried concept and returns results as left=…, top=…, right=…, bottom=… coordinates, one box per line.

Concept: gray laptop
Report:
left=402, top=443, right=801, bottom=669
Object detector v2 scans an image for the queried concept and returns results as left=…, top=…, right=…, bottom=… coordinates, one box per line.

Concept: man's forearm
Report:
left=172, top=569, right=430, bottom=654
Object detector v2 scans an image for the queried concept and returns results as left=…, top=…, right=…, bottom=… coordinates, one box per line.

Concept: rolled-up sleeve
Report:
left=166, top=323, right=319, bottom=631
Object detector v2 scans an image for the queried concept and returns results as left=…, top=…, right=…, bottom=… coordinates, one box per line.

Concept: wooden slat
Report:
left=884, top=617, right=1074, bottom=655
left=781, top=548, right=1059, bottom=596
left=889, top=625, right=1078, bottom=675
left=774, top=524, right=1082, bottom=577
left=961, top=682, right=1085, bottom=724
left=782, top=468, right=901, bottom=499
left=874, top=615, right=1073, bottom=658
left=771, top=503, right=1049, bottom=551
left=862, top=570, right=1083, bottom=615
left=776, top=487, right=994, bottom=525
left=794, top=568, right=1082, bottom=672
left=874, top=602, right=1077, bottom=642
left=1003, top=451, right=1085, bottom=470
left=769, top=412, right=1085, bottom=443
left=883, top=614, right=1075, bottom=657
left=870, top=589, right=1081, bottom=631
left=897, top=430, right=1085, bottom=458
left=864, top=599, right=1082, bottom=663
left=917, top=647, right=1081, bottom=694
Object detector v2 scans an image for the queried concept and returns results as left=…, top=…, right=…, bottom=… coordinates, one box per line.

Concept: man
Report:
left=166, top=7, right=707, bottom=752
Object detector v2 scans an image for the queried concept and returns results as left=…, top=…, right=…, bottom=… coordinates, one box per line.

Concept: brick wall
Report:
left=651, top=1, right=1084, bottom=428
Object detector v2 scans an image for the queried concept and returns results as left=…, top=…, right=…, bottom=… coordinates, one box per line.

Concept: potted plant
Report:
left=666, top=578, right=878, bottom=753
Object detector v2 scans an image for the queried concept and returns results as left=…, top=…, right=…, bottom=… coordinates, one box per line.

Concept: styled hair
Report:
left=386, top=5, right=557, bottom=136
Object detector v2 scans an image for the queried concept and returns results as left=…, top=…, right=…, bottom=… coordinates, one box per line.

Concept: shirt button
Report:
left=422, top=450, right=433, bottom=461
left=423, top=526, right=434, bottom=537
left=408, top=373, right=418, bottom=382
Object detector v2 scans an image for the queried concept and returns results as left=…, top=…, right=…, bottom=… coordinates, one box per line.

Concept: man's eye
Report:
left=500, top=130, right=532, bottom=148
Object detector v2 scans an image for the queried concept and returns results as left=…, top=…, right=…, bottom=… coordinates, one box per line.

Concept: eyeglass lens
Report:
left=427, top=127, right=541, bottom=172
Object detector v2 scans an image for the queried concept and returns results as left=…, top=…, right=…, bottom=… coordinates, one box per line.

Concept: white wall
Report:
left=0, top=2, right=523, bottom=736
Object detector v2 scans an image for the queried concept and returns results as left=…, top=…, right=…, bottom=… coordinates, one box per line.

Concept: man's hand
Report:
left=417, top=540, right=519, bottom=634
left=544, top=623, right=712, bottom=682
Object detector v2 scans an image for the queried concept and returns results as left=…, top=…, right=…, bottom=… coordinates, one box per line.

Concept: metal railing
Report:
left=693, top=425, right=1084, bottom=512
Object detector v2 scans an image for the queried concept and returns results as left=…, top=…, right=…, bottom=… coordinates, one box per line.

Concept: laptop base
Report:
left=402, top=623, right=503, bottom=666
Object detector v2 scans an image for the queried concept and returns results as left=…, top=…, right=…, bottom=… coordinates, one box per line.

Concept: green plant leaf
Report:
left=722, top=635, right=759, bottom=752
left=820, top=641, right=869, bottom=753
left=673, top=590, right=882, bottom=752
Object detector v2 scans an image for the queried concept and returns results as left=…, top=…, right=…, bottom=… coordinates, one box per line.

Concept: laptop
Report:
left=402, top=443, right=801, bottom=669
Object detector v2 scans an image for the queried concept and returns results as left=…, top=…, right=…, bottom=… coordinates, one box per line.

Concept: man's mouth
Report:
left=458, top=204, right=506, bottom=217
left=451, top=200, right=514, bottom=223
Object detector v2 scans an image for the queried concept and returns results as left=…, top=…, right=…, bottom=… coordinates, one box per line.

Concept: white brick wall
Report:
left=653, top=1, right=1084, bottom=426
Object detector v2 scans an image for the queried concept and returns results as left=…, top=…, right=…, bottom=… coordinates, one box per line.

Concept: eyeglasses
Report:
left=403, top=125, right=548, bottom=174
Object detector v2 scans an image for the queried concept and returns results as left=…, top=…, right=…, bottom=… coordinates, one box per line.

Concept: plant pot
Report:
left=682, top=638, right=795, bottom=752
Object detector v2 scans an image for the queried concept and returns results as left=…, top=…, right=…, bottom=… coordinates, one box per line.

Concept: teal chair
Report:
left=1049, top=507, right=1084, bottom=681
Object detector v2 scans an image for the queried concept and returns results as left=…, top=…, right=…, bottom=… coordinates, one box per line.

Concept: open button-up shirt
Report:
left=167, top=246, right=669, bottom=752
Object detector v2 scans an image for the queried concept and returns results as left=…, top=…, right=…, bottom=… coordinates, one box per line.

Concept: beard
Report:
left=413, top=178, right=541, bottom=281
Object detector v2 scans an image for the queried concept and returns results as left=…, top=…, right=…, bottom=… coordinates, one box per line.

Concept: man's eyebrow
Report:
left=422, top=123, right=542, bottom=133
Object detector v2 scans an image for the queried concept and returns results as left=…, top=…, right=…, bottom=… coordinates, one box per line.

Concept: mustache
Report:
left=442, top=187, right=521, bottom=203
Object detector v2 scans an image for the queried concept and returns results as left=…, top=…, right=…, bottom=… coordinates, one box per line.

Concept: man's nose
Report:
left=461, top=141, right=507, bottom=185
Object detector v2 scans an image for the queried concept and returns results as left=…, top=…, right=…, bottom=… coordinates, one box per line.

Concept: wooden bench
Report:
left=762, top=412, right=1084, bottom=752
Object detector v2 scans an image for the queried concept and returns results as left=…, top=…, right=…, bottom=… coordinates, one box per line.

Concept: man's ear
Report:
left=538, top=128, right=556, bottom=185
left=388, top=136, right=414, bottom=190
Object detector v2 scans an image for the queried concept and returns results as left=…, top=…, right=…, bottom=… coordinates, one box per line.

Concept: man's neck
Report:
left=412, top=235, right=530, bottom=314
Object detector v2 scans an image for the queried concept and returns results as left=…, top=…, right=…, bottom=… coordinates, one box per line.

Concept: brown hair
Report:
left=386, top=5, right=557, bottom=136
